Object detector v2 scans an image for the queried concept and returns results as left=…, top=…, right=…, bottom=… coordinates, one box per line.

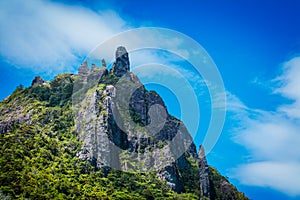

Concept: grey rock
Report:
left=78, top=61, right=89, bottom=83
left=111, top=46, right=130, bottom=77
left=102, top=59, right=107, bottom=68
left=31, top=76, right=44, bottom=86
left=75, top=47, right=211, bottom=197
left=78, top=61, right=89, bottom=75
left=198, top=145, right=210, bottom=198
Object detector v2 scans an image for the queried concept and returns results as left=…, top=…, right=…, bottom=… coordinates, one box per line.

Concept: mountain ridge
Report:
left=0, top=46, right=248, bottom=200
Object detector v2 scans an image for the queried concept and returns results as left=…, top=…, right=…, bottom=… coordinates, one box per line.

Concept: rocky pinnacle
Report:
left=112, top=46, right=130, bottom=77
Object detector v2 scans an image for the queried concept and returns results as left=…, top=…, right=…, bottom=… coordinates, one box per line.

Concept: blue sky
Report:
left=1, top=0, right=300, bottom=199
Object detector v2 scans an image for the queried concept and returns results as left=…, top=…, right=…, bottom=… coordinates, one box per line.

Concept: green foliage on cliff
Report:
left=0, top=75, right=198, bottom=200
left=0, top=121, right=188, bottom=199
left=208, top=167, right=249, bottom=200
left=0, top=73, right=248, bottom=200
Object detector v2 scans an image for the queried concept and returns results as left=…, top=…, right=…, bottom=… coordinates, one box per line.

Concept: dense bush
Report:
left=0, top=80, right=197, bottom=199
left=0, top=73, right=248, bottom=200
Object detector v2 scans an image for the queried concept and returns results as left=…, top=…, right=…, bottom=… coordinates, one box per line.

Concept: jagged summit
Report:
left=77, top=59, right=108, bottom=83
left=77, top=46, right=130, bottom=82
left=31, top=76, right=44, bottom=86
left=111, top=46, right=130, bottom=77
left=78, top=61, right=89, bottom=75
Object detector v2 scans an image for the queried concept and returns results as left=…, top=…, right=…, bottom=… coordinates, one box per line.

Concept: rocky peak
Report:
left=78, top=61, right=89, bottom=83
left=31, top=76, right=44, bottom=86
left=77, top=60, right=108, bottom=84
left=76, top=47, right=200, bottom=193
left=112, top=46, right=130, bottom=77
left=102, top=59, right=107, bottom=68
left=78, top=61, right=89, bottom=75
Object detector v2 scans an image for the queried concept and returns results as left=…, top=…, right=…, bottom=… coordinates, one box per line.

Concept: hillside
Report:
left=0, top=47, right=248, bottom=200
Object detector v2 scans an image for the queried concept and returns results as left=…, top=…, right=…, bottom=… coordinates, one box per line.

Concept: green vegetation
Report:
left=0, top=74, right=198, bottom=200
left=0, top=73, right=248, bottom=200
left=175, top=153, right=201, bottom=196
left=99, top=72, right=119, bottom=85
left=48, top=74, right=73, bottom=106
left=208, top=167, right=249, bottom=200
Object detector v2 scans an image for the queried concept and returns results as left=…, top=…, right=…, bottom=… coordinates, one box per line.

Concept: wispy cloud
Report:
left=0, top=0, right=128, bottom=75
left=274, top=57, right=300, bottom=119
left=235, top=162, right=300, bottom=196
left=228, top=56, right=300, bottom=196
left=0, top=0, right=200, bottom=79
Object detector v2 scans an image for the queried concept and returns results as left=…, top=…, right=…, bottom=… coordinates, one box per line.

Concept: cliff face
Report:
left=0, top=46, right=249, bottom=200
left=74, top=46, right=200, bottom=193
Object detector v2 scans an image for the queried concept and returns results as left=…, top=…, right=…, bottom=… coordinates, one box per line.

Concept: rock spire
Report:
left=112, top=46, right=130, bottom=77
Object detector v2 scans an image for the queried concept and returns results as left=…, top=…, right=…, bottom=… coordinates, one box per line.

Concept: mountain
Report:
left=0, top=47, right=248, bottom=200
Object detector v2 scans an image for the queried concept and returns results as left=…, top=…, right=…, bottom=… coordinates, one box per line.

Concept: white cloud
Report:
left=0, top=0, right=128, bottom=75
left=0, top=0, right=201, bottom=79
left=234, top=113, right=300, bottom=161
left=234, top=162, right=300, bottom=196
left=225, top=92, right=248, bottom=114
left=228, top=56, right=300, bottom=196
left=275, top=57, right=300, bottom=119
left=0, top=1, right=216, bottom=141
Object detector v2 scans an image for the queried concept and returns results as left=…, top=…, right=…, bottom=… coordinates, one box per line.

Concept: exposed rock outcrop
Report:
left=199, top=145, right=210, bottom=198
left=31, top=76, right=44, bottom=86
left=78, top=61, right=89, bottom=83
left=75, top=46, right=207, bottom=195
left=78, top=61, right=89, bottom=75
left=102, top=59, right=107, bottom=68
left=77, top=60, right=108, bottom=84
left=111, top=46, right=130, bottom=77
